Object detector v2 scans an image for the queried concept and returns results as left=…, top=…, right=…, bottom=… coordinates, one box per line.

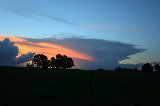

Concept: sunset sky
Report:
left=0, top=0, right=160, bottom=69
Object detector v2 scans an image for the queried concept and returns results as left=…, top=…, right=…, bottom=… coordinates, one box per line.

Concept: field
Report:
left=0, top=68, right=160, bottom=106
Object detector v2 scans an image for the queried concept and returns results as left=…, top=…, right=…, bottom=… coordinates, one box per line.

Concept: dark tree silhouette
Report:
left=97, top=68, right=105, bottom=71
left=154, top=64, right=160, bottom=72
left=44, top=60, right=51, bottom=68
left=142, top=63, right=153, bottom=72
left=62, top=55, right=68, bottom=69
left=32, top=54, right=48, bottom=68
left=55, top=54, right=63, bottom=69
left=115, top=66, right=123, bottom=71
left=64, top=56, right=75, bottom=69
left=32, top=54, right=41, bottom=68
left=115, top=66, right=139, bottom=72
left=55, top=54, right=74, bottom=69
left=31, top=54, right=74, bottom=69
left=134, top=68, right=138, bottom=72
left=50, top=57, right=56, bottom=69
left=41, top=55, right=48, bottom=68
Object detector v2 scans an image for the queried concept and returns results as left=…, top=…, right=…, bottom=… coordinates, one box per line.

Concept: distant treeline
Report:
left=25, top=54, right=160, bottom=72
left=115, top=63, right=160, bottom=72
left=26, top=54, right=74, bottom=69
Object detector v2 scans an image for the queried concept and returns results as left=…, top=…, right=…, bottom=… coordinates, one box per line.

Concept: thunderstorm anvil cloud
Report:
left=0, top=35, right=145, bottom=69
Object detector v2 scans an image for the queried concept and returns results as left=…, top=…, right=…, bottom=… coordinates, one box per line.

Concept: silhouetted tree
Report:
left=115, top=66, right=139, bottom=72
left=32, top=54, right=48, bottom=68
left=55, top=54, right=63, bottom=69
left=32, top=54, right=41, bottom=68
left=115, top=68, right=118, bottom=71
left=134, top=68, right=138, bottom=72
left=142, top=63, right=153, bottom=72
left=154, top=64, right=160, bottom=72
left=115, top=66, right=123, bottom=71
left=40, top=54, right=48, bottom=68
left=32, top=54, right=74, bottom=69
left=97, top=68, right=105, bottom=71
left=55, top=54, right=74, bottom=69
left=61, top=55, right=68, bottom=69
left=65, top=57, right=75, bottom=69
left=50, top=57, right=56, bottom=68
left=44, top=60, right=51, bottom=68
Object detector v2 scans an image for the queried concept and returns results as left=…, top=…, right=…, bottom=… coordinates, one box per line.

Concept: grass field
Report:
left=0, top=68, right=160, bottom=106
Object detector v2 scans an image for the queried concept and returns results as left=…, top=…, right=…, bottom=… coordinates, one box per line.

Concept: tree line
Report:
left=27, top=54, right=160, bottom=72
left=115, top=63, right=160, bottom=72
left=26, top=54, right=75, bottom=69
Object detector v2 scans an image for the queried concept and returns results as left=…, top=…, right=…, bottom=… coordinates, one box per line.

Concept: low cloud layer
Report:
left=0, top=38, right=35, bottom=66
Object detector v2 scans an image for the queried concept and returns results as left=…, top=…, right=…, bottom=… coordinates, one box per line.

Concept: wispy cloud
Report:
left=37, top=14, right=76, bottom=25
left=0, top=0, right=137, bottom=31
left=79, top=24, right=138, bottom=32
left=0, top=0, right=75, bottom=25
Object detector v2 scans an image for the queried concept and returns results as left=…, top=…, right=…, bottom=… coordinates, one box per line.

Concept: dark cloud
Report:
left=0, top=38, right=35, bottom=66
left=0, top=38, right=18, bottom=65
left=17, top=52, right=35, bottom=64
left=26, top=37, right=146, bottom=69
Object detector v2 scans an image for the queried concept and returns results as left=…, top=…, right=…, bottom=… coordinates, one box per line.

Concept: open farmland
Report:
left=0, top=68, right=160, bottom=106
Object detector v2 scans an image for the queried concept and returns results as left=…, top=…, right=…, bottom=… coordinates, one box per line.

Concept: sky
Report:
left=0, top=0, right=160, bottom=69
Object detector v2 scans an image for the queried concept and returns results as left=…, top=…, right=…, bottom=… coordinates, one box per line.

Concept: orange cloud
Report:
left=0, top=35, right=27, bottom=42
left=0, top=35, right=93, bottom=61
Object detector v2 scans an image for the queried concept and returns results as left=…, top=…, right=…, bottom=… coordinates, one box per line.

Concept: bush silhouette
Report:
left=142, top=63, right=153, bottom=72
left=154, top=64, right=160, bottom=72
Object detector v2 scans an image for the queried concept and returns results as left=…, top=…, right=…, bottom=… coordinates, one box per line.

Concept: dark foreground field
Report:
left=0, top=68, right=160, bottom=106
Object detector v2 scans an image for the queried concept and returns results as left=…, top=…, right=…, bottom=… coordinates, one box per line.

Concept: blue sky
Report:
left=0, top=0, right=160, bottom=67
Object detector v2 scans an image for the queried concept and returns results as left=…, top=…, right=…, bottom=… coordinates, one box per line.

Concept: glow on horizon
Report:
left=0, top=35, right=93, bottom=61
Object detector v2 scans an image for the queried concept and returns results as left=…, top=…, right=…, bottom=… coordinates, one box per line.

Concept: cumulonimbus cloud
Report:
left=31, top=37, right=145, bottom=69
left=0, top=38, right=35, bottom=66
left=0, top=35, right=145, bottom=69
